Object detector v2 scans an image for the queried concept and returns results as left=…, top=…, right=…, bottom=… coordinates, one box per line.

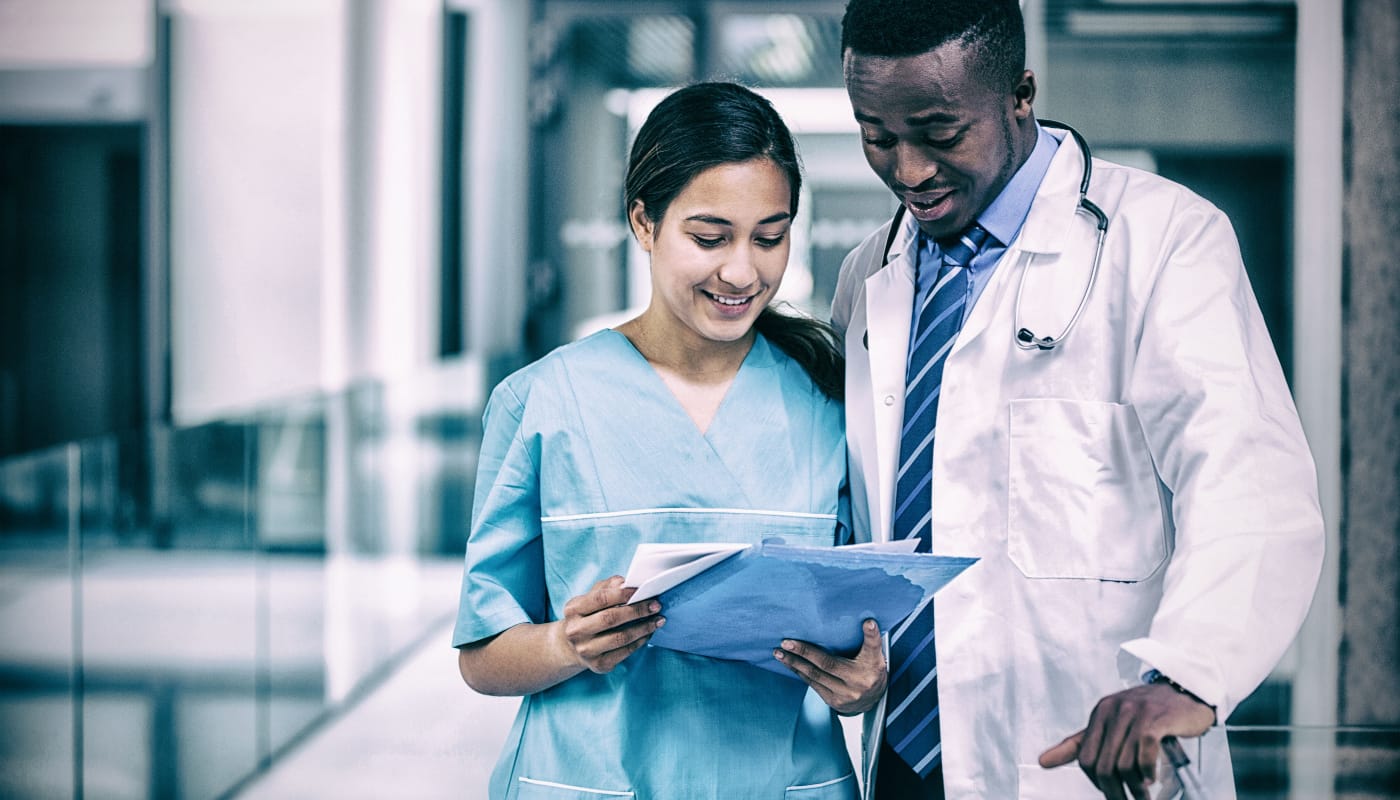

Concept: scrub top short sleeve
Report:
left=453, top=379, right=548, bottom=647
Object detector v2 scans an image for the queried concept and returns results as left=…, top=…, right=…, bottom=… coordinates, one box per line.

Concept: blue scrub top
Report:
left=455, top=330, right=856, bottom=800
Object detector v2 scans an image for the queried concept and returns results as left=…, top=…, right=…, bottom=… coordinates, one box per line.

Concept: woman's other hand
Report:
left=774, top=619, right=887, bottom=715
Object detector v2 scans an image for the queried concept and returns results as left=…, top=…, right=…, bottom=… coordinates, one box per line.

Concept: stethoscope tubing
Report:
left=873, top=119, right=1107, bottom=353
left=1013, top=120, right=1107, bottom=351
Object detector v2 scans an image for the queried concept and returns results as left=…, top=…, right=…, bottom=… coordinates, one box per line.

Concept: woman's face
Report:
left=630, top=158, right=793, bottom=348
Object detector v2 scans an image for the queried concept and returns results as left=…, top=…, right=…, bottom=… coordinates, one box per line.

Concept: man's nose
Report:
left=892, top=142, right=937, bottom=191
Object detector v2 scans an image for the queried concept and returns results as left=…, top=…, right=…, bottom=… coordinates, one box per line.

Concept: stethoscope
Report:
left=876, top=120, right=1107, bottom=352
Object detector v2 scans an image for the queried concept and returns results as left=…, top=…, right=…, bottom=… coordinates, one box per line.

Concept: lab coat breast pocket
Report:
left=1007, top=398, right=1167, bottom=582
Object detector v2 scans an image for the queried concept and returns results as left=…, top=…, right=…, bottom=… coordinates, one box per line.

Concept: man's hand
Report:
left=774, top=619, right=887, bottom=715
left=1038, top=682, right=1215, bottom=800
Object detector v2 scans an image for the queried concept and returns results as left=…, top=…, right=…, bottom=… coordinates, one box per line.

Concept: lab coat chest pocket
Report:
left=1007, top=399, right=1167, bottom=581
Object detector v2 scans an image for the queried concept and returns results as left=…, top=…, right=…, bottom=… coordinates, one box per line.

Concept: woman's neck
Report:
left=616, top=312, right=756, bottom=434
left=617, top=313, right=755, bottom=385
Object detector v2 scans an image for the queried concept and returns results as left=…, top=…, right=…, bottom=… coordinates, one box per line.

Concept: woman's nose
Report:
left=717, top=244, right=760, bottom=289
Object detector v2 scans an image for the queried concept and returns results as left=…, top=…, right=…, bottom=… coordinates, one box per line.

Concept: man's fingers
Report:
left=1077, top=700, right=1109, bottom=780
left=1137, top=736, right=1162, bottom=787
left=1113, top=725, right=1153, bottom=800
left=1089, top=709, right=1135, bottom=791
left=1039, top=730, right=1084, bottom=768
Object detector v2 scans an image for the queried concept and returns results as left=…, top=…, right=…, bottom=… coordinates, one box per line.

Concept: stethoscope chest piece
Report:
left=1015, top=327, right=1058, bottom=351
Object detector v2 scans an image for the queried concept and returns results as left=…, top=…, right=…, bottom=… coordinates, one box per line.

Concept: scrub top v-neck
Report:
left=454, top=330, right=855, bottom=800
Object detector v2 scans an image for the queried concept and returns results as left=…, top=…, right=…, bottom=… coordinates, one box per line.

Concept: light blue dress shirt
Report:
left=911, top=123, right=1060, bottom=328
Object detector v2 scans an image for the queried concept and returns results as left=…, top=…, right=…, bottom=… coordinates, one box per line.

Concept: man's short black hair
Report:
left=841, top=0, right=1026, bottom=92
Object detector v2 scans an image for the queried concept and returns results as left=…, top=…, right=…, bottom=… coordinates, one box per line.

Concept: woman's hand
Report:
left=458, top=576, right=662, bottom=696
left=773, top=619, right=887, bottom=715
left=557, top=576, right=666, bottom=674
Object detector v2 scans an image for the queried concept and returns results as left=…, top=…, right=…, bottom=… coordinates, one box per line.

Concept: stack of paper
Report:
left=623, top=538, right=977, bottom=677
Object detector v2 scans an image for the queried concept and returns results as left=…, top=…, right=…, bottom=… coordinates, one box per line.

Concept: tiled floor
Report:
left=238, top=622, right=520, bottom=799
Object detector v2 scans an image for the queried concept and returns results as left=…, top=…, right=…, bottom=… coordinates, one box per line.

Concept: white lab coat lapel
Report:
left=949, top=126, right=1083, bottom=357
left=859, top=214, right=920, bottom=544
left=998, top=127, right=1095, bottom=347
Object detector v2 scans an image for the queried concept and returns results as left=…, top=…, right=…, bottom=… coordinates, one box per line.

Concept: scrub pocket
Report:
left=1007, top=398, right=1168, bottom=582
left=516, top=777, right=634, bottom=799
left=785, top=772, right=858, bottom=799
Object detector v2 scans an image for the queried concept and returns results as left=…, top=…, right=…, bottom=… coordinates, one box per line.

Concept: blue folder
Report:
left=640, top=539, right=977, bottom=678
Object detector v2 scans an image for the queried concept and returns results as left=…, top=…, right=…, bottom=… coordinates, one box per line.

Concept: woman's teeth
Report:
left=706, top=291, right=751, bottom=306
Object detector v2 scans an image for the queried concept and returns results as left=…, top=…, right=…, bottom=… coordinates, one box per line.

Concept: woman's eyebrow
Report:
left=683, top=212, right=791, bottom=225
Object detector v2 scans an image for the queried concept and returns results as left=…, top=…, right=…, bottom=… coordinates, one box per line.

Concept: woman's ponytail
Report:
left=753, top=305, right=844, bottom=402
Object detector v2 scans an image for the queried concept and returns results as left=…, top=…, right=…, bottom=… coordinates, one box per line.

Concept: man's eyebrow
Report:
left=854, top=110, right=960, bottom=126
left=907, top=111, right=960, bottom=126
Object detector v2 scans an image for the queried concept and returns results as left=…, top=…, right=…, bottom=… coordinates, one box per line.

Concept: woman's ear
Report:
left=628, top=200, right=655, bottom=252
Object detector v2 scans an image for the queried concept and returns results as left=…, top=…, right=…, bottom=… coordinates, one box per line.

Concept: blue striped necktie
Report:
left=885, top=223, right=991, bottom=779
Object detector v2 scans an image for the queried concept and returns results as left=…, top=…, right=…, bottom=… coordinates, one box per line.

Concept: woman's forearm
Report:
left=457, top=621, right=585, bottom=696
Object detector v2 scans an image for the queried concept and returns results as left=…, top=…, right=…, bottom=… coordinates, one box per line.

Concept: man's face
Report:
left=844, top=42, right=1033, bottom=240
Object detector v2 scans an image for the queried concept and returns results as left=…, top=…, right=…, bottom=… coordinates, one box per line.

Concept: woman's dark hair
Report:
left=624, top=82, right=844, bottom=401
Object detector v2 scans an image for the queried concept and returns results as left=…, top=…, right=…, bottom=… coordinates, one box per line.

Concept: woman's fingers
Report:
left=563, top=576, right=637, bottom=618
left=774, top=620, right=887, bottom=715
left=582, top=616, right=663, bottom=672
left=560, top=576, right=663, bottom=673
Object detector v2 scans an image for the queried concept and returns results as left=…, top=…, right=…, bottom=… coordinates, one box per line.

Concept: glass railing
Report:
left=2, top=365, right=1397, bottom=798
left=0, top=368, right=484, bottom=799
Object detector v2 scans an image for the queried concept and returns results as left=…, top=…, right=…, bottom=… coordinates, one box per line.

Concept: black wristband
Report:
left=1144, top=669, right=1213, bottom=708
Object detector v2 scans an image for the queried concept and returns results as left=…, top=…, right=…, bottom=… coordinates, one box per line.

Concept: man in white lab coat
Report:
left=817, top=1, right=1325, bottom=798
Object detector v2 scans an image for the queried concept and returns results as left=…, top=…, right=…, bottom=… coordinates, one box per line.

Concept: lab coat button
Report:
left=884, top=395, right=895, bottom=406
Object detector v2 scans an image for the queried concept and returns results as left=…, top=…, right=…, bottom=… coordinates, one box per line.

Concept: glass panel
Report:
left=316, top=382, right=469, bottom=700
left=0, top=444, right=77, bottom=798
left=79, top=426, right=257, bottom=799
left=1225, top=725, right=1400, bottom=798
left=257, top=398, right=331, bottom=754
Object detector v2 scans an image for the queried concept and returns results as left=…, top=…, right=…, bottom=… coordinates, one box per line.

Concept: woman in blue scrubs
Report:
left=454, top=83, right=886, bottom=799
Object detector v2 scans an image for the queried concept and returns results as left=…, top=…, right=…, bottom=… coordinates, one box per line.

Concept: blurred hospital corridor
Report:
left=3, top=0, right=1399, bottom=797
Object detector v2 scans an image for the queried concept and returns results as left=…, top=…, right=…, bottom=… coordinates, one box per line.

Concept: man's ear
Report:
left=629, top=200, right=655, bottom=252
left=1012, top=70, right=1036, bottom=119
